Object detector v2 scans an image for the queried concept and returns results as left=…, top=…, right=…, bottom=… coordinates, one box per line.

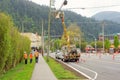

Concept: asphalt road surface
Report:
left=67, top=53, right=120, bottom=80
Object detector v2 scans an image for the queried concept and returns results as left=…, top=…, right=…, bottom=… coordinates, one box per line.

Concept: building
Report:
left=98, top=33, right=120, bottom=43
left=21, top=32, right=41, bottom=48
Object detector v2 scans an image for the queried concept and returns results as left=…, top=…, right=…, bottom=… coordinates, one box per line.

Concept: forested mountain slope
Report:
left=0, top=0, right=120, bottom=41
left=92, top=11, right=120, bottom=23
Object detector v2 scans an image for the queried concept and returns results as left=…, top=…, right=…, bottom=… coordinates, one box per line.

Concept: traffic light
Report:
left=63, top=0, right=67, bottom=5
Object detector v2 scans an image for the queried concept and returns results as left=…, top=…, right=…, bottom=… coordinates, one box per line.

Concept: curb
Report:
left=50, top=56, right=89, bottom=80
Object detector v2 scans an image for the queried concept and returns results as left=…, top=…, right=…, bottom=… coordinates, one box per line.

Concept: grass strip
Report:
left=44, top=57, right=84, bottom=80
left=0, top=61, right=35, bottom=80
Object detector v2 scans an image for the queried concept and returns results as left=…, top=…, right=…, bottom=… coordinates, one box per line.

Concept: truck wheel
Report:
left=62, top=59, right=65, bottom=62
left=75, top=59, right=77, bottom=62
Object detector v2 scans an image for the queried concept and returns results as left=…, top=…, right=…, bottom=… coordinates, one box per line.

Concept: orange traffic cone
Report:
left=112, top=54, right=115, bottom=60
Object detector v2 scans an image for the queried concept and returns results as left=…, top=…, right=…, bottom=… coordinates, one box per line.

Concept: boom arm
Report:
left=60, top=12, right=70, bottom=48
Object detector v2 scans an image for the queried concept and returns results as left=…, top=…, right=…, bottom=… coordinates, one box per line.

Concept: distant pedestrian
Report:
left=24, top=51, right=28, bottom=64
left=34, top=50, right=39, bottom=63
left=29, top=53, right=33, bottom=63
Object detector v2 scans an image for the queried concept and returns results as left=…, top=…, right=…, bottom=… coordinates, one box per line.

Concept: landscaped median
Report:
left=44, top=57, right=86, bottom=80
left=0, top=61, right=35, bottom=80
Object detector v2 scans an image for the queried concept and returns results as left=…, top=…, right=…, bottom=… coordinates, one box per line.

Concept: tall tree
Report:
left=114, top=35, right=119, bottom=49
left=105, top=39, right=111, bottom=49
left=105, top=39, right=111, bottom=52
left=0, top=13, right=11, bottom=73
left=67, top=23, right=82, bottom=45
left=0, top=12, right=31, bottom=74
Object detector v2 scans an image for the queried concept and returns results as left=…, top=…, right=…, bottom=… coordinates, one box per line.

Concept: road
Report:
left=67, top=53, right=120, bottom=80
left=50, top=52, right=120, bottom=80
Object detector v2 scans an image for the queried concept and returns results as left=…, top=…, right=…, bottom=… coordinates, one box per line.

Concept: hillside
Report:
left=0, top=0, right=120, bottom=41
left=92, top=11, right=120, bottom=23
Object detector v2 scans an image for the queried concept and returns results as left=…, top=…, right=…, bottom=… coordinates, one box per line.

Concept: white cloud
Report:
left=31, top=0, right=120, bottom=17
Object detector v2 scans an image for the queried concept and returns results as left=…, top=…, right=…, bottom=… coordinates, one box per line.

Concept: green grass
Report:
left=44, top=57, right=84, bottom=80
left=0, top=61, right=35, bottom=80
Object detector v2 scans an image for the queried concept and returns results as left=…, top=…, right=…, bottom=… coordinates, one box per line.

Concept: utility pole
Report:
left=21, top=20, right=24, bottom=33
left=47, top=0, right=67, bottom=62
left=79, top=35, right=81, bottom=53
left=47, top=0, right=52, bottom=62
left=95, top=38, right=97, bottom=53
left=41, top=20, right=44, bottom=56
left=102, top=22, right=105, bottom=53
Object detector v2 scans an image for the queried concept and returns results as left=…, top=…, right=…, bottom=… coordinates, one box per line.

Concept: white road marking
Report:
left=63, top=62, right=93, bottom=80
left=70, top=63, right=98, bottom=80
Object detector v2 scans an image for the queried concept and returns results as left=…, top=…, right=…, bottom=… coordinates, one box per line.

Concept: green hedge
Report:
left=0, top=13, right=31, bottom=74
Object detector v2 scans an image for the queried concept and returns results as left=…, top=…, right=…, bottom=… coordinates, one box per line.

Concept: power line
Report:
left=65, top=5, right=120, bottom=10
left=52, top=21, right=120, bottom=24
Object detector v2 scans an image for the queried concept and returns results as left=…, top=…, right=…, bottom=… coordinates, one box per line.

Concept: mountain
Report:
left=92, top=11, right=120, bottom=23
left=0, top=0, right=120, bottom=41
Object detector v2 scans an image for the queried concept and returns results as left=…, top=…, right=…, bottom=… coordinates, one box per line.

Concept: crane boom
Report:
left=59, top=12, right=70, bottom=48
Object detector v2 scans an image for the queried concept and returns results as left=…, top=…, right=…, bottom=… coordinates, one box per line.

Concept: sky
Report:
left=31, top=0, right=120, bottom=17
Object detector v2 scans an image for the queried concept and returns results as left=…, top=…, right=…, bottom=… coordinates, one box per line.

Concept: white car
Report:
left=55, top=50, right=64, bottom=59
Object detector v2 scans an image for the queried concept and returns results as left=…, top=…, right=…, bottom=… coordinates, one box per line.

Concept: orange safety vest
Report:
left=29, top=53, right=33, bottom=59
left=34, top=52, right=39, bottom=57
left=24, top=53, right=28, bottom=59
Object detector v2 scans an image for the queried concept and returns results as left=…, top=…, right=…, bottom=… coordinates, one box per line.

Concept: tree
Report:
left=114, top=35, right=119, bottom=49
left=67, top=23, right=83, bottom=45
left=81, top=41, right=87, bottom=52
left=105, top=39, right=111, bottom=52
left=0, top=12, right=31, bottom=74
left=0, top=13, right=11, bottom=73
left=97, top=41, right=103, bottom=48
left=54, top=39, right=62, bottom=50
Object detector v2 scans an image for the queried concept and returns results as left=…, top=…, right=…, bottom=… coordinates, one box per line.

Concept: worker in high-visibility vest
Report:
left=24, top=51, right=28, bottom=64
left=29, top=53, right=33, bottom=63
left=34, top=50, right=39, bottom=63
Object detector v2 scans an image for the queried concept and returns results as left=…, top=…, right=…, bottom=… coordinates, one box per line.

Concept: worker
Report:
left=34, top=50, right=39, bottom=63
left=29, top=53, right=33, bottom=63
left=24, top=51, right=28, bottom=64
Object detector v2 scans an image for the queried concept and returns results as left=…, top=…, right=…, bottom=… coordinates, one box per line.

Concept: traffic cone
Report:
left=112, top=54, right=115, bottom=60
left=76, top=59, right=79, bottom=63
left=83, top=59, right=86, bottom=62
left=99, top=53, right=101, bottom=59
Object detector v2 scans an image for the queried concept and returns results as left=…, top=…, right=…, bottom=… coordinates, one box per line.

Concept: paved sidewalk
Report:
left=31, top=54, right=57, bottom=80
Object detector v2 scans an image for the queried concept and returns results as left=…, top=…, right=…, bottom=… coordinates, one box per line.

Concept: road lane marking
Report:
left=50, top=54, right=97, bottom=80
left=70, top=63, right=98, bottom=80
left=64, top=62, right=93, bottom=80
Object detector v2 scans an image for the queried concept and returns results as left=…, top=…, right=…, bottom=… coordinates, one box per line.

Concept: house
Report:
left=98, top=33, right=120, bottom=43
left=21, top=32, right=41, bottom=48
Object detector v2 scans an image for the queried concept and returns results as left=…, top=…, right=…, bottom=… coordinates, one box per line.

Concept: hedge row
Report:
left=0, top=13, right=31, bottom=74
